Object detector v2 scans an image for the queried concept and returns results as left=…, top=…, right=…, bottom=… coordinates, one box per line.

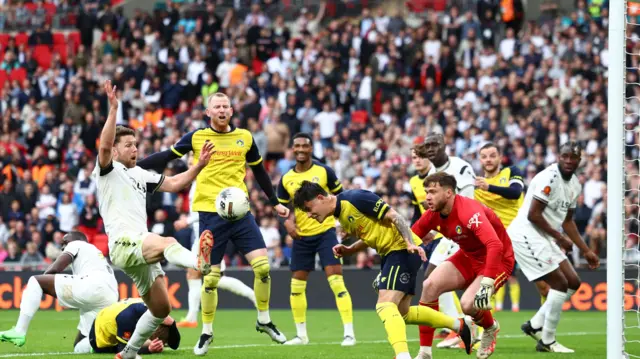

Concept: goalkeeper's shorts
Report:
left=447, top=250, right=515, bottom=291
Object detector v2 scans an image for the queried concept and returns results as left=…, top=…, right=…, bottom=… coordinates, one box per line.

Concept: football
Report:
left=216, top=187, right=250, bottom=221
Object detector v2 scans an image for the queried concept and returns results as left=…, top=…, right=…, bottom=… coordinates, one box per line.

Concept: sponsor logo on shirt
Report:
left=467, top=212, right=482, bottom=229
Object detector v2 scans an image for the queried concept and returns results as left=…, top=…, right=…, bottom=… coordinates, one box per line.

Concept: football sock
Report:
left=219, top=275, right=256, bottom=307
left=566, top=288, right=576, bottom=300
left=418, top=300, right=438, bottom=350
left=186, top=278, right=202, bottom=323
left=439, top=292, right=460, bottom=318
left=16, top=276, right=43, bottom=335
left=250, top=256, right=271, bottom=323
left=163, top=242, right=198, bottom=269
left=290, top=278, right=307, bottom=337
left=201, top=267, right=221, bottom=334
left=472, top=310, right=496, bottom=329
left=74, top=337, right=92, bottom=353
left=530, top=297, right=551, bottom=329
left=376, top=302, right=409, bottom=356
left=403, top=305, right=460, bottom=331
left=542, top=289, right=567, bottom=344
left=328, top=275, right=354, bottom=334
left=121, top=310, right=164, bottom=358
left=452, top=290, right=463, bottom=314
left=510, top=280, right=521, bottom=309
left=495, top=286, right=506, bottom=310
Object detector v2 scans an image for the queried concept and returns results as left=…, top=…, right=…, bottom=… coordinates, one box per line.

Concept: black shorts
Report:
left=199, top=212, right=266, bottom=265
left=378, top=249, right=423, bottom=295
left=290, top=228, right=341, bottom=272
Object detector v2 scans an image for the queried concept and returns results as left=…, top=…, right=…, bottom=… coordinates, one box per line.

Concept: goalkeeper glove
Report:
left=372, top=272, right=381, bottom=294
left=474, top=277, right=495, bottom=311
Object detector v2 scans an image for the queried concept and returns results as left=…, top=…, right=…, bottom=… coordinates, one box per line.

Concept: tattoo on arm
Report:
left=392, top=213, right=416, bottom=245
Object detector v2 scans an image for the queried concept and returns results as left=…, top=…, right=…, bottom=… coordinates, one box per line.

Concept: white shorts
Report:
left=109, top=231, right=165, bottom=296
left=430, top=237, right=460, bottom=266
left=54, top=272, right=118, bottom=335
left=191, top=223, right=225, bottom=272
left=507, top=227, right=567, bottom=281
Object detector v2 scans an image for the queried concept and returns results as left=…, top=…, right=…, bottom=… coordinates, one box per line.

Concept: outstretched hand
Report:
left=196, top=141, right=215, bottom=169
left=103, top=80, right=118, bottom=109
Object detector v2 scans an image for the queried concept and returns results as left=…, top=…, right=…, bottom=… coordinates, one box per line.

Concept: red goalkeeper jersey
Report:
left=412, top=195, right=515, bottom=279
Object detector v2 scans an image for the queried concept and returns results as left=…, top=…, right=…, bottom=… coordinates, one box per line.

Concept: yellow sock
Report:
left=452, top=291, right=463, bottom=315
left=250, top=256, right=271, bottom=311
left=328, top=275, right=353, bottom=325
left=376, top=302, right=409, bottom=356
left=402, top=305, right=457, bottom=330
left=290, top=278, right=307, bottom=324
left=201, top=267, right=221, bottom=326
left=495, top=286, right=506, bottom=308
left=510, top=280, right=521, bottom=307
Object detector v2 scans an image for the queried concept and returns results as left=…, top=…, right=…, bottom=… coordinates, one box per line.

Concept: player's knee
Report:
left=537, top=281, right=550, bottom=298
left=549, top=273, right=569, bottom=292
left=186, top=268, right=202, bottom=280
left=567, top=275, right=581, bottom=291
left=460, top=296, right=476, bottom=315
left=203, top=267, right=221, bottom=291
left=421, top=278, right=440, bottom=299
left=251, top=256, right=271, bottom=283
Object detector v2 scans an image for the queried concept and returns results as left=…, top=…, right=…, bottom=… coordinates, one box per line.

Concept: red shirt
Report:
left=412, top=195, right=515, bottom=279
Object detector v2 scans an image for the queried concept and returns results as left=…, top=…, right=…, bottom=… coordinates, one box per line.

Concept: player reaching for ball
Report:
left=136, top=92, right=290, bottom=355
left=293, top=181, right=473, bottom=359
left=95, top=81, right=215, bottom=359
left=507, top=141, right=600, bottom=353
left=412, top=172, right=516, bottom=359
left=277, top=133, right=355, bottom=346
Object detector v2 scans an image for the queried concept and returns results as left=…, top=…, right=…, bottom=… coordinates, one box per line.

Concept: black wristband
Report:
left=269, top=196, right=280, bottom=207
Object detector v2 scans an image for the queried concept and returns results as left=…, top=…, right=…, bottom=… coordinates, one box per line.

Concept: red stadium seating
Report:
left=14, top=33, right=28, bottom=47
left=67, top=32, right=81, bottom=52
left=0, top=70, right=7, bottom=95
left=53, top=44, right=68, bottom=65
left=91, top=234, right=109, bottom=256
left=0, top=34, right=9, bottom=48
left=53, top=33, right=66, bottom=45
left=8, top=68, right=26, bottom=83
left=33, top=45, right=52, bottom=69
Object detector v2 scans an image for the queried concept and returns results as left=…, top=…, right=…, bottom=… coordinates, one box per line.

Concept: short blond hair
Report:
left=207, top=92, right=229, bottom=106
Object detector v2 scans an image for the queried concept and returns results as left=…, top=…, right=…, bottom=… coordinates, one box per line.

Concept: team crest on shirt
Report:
left=500, top=177, right=506, bottom=184
left=312, top=177, right=320, bottom=183
left=236, top=139, right=245, bottom=147
left=542, top=186, right=552, bottom=196
left=455, top=226, right=462, bottom=234
left=348, top=216, right=355, bottom=223
left=399, top=272, right=410, bottom=284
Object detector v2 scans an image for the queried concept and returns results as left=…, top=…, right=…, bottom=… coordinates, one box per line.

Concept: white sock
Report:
left=219, top=276, right=256, bottom=306
left=419, top=346, right=433, bottom=354
left=439, top=292, right=460, bottom=318
left=344, top=322, right=354, bottom=338
left=74, top=337, right=92, bottom=353
left=120, top=310, right=164, bottom=358
left=15, top=277, right=44, bottom=335
left=541, top=289, right=566, bottom=344
left=258, top=310, right=271, bottom=324
left=186, top=278, right=202, bottom=322
left=202, top=323, right=213, bottom=335
left=530, top=298, right=551, bottom=329
left=163, top=243, right=198, bottom=269
left=396, top=353, right=411, bottom=359
left=296, top=322, right=308, bottom=338
left=566, top=288, right=576, bottom=300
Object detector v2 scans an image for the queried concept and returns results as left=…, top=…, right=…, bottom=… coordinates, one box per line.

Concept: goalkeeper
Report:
left=411, top=172, right=516, bottom=359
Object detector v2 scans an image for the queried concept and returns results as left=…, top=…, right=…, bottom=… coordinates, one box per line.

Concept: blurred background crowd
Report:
left=0, top=0, right=622, bottom=272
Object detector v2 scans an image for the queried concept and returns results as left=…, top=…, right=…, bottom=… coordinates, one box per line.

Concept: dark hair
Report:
left=423, top=172, right=457, bottom=192
left=559, top=140, right=581, bottom=155
left=292, top=132, right=313, bottom=146
left=479, top=142, right=499, bottom=153
left=412, top=143, right=428, bottom=158
left=63, top=230, right=88, bottom=243
left=293, top=181, right=328, bottom=210
left=114, top=126, right=135, bottom=145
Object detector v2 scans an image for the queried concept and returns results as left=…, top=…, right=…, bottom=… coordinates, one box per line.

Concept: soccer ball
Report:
left=216, top=187, right=250, bottom=221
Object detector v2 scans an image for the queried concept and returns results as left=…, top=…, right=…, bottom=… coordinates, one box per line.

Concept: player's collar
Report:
left=333, top=196, right=342, bottom=217
left=435, top=158, right=450, bottom=172
left=209, top=123, right=235, bottom=133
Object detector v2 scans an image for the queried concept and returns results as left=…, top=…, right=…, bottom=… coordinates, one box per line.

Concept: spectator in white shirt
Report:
left=583, top=170, right=605, bottom=208
left=499, top=27, right=516, bottom=60
left=57, top=193, right=78, bottom=233
left=36, top=185, right=57, bottom=220
left=313, top=102, right=342, bottom=148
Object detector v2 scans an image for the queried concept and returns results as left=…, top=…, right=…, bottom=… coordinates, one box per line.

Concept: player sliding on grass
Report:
left=0, top=232, right=118, bottom=352
left=293, top=181, right=472, bottom=359
left=95, top=81, right=214, bottom=359
left=412, top=172, right=516, bottom=359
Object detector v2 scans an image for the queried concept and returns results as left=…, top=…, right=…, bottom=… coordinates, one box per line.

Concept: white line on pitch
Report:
left=0, top=331, right=605, bottom=358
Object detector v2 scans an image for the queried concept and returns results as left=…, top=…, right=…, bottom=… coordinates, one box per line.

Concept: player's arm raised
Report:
left=158, top=141, right=214, bottom=193
left=383, top=209, right=427, bottom=261
left=98, top=80, right=118, bottom=169
left=246, top=138, right=289, bottom=218
left=137, top=131, right=194, bottom=172
left=562, top=208, right=600, bottom=269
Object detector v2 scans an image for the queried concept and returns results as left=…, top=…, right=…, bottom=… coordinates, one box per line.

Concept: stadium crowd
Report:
left=0, top=0, right=619, bottom=271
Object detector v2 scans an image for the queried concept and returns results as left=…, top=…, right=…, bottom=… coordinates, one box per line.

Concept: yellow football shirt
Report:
left=277, top=161, right=343, bottom=237
left=334, top=190, right=422, bottom=256
left=94, top=298, right=146, bottom=349
left=474, top=166, right=525, bottom=228
left=170, top=125, right=261, bottom=213
left=409, top=174, right=428, bottom=215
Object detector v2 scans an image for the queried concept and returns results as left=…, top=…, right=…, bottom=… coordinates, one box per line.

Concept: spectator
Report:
left=150, top=209, right=173, bottom=238
left=4, top=241, right=21, bottom=264
left=0, top=241, right=7, bottom=263
left=259, top=216, right=281, bottom=267
left=45, top=231, right=64, bottom=261
left=19, top=241, right=44, bottom=269
left=0, top=217, right=8, bottom=244
left=57, top=193, right=78, bottom=234
left=314, top=102, right=342, bottom=148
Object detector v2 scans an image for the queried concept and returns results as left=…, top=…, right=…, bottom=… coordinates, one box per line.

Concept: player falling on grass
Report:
left=0, top=232, right=118, bottom=352
left=74, top=298, right=181, bottom=355
left=293, top=181, right=473, bottom=359
left=95, top=81, right=214, bottom=359
left=473, top=142, right=524, bottom=313
left=507, top=141, right=600, bottom=353
left=137, top=157, right=257, bottom=328
left=412, top=172, right=516, bottom=359
left=135, top=92, right=290, bottom=355
left=277, top=133, right=355, bottom=346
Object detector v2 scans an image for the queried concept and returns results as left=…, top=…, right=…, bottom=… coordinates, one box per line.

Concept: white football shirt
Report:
left=510, top=164, right=581, bottom=237
left=428, top=156, right=476, bottom=199
left=63, top=240, right=114, bottom=277
left=94, top=160, right=165, bottom=241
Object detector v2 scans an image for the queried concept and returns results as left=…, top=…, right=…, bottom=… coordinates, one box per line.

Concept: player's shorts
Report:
left=507, top=228, right=568, bottom=281
left=378, top=249, right=423, bottom=295
left=109, top=231, right=165, bottom=296
left=199, top=212, right=265, bottom=266
left=447, top=250, right=515, bottom=291
left=429, top=237, right=460, bottom=266
left=290, top=228, right=341, bottom=272
left=55, top=272, right=118, bottom=336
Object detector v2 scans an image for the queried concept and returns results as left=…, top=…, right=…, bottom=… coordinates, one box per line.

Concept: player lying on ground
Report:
left=73, top=298, right=180, bottom=355
left=0, top=232, right=118, bottom=351
left=412, top=172, right=516, bottom=359
left=293, top=181, right=472, bottom=359
left=277, top=133, right=355, bottom=346
left=136, top=92, right=290, bottom=356
left=507, top=141, right=600, bottom=353
left=95, top=81, right=214, bottom=359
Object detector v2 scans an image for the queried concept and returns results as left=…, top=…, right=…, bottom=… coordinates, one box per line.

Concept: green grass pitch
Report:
left=0, top=309, right=626, bottom=358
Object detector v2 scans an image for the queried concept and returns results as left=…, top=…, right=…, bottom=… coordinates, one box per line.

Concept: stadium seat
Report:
left=24, top=2, right=37, bottom=12
left=351, top=110, right=368, bottom=125
left=91, top=234, right=109, bottom=256
left=0, top=70, right=7, bottom=95
left=14, top=33, right=28, bottom=47
left=8, top=68, right=26, bottom=83
left=0, top=34, right=9, bottom=48
left=33, top=45, right=52, bottom=69
left=53, top=33, right=66, bottom=45
left=67, top=32, right=81, bottom=52
left=53, top=44, right=67, bottom=65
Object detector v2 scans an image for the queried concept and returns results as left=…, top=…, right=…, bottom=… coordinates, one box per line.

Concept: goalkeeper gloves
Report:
left=474, top=277, right=495, bottom=310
